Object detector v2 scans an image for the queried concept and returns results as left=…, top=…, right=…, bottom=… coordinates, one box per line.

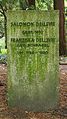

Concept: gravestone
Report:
left=7, top=10, right=59, bottom=112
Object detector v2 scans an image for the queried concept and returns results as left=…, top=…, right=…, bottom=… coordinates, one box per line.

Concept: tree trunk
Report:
left=28, top=0, right=35, bottom=6
left=4, top=14, right=7, bottom=49
left=54, top=0, right=66, bottom=56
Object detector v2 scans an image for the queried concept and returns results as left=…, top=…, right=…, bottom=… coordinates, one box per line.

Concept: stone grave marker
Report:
left=7, top=10, right=59, bottom=112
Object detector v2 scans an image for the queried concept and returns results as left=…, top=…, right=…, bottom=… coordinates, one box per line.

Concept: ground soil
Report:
left=0, top=64, right=67, bottom=119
